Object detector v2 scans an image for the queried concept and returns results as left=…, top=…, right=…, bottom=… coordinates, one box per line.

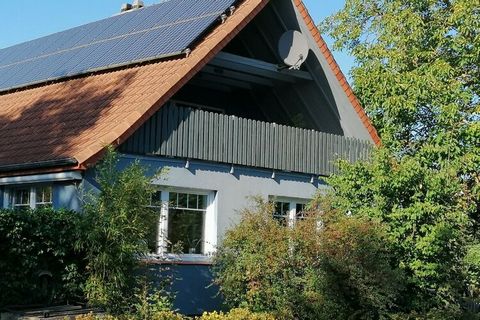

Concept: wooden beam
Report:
left=209, top=52, right=313, bottom=83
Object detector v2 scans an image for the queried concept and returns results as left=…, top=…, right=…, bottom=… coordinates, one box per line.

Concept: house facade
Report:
left=0, top=0, right=379, bottom=314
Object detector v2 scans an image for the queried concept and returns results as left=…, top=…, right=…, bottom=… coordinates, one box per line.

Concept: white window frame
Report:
left=150, top=187, right=217, bottom=260
left=270, top=196, right=309, bottom=227
left=3, top=185, right=53, bottom=209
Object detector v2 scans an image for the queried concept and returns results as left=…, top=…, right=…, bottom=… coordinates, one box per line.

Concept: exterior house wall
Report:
left=81, top=153, right=328, bottom=315
left=0, top=172, right=82, bottom=211
left=115, top=154, right=327, bottom=242
left=53, top=183, right=82, bottom=212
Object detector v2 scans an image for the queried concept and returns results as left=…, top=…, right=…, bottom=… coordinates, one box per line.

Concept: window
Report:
left=273, top=201, right=290, bottom=226
left=168, top=192, right=207, bottom=254
left=36, top=186, right=53, bottom=208
left=7, top=185, right=52, bottom=209
left=295, top=203, right=307, bottom=220
left=148, top=188, right=216, bottom=257
left=11, top=188, right=31, bottom=210
left=271, top=197, right=309, bottom=227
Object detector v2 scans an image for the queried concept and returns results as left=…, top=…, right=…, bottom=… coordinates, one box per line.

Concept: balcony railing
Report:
left=120, top=103, right=373, bottom=176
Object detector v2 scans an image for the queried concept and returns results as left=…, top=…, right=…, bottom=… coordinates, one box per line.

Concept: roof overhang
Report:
left=0, top=0, right=379, bottom=175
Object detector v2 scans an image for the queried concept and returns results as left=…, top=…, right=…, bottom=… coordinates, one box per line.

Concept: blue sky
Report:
left=0, top=0, right=353, bottom=74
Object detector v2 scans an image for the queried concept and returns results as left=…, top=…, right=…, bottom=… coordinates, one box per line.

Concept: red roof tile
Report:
left=0, top=0, right=379, bottom=175
left=0, top=0, right=268, bottom=172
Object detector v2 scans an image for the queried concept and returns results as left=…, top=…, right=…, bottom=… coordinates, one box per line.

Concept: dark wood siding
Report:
left=120, top=102, right=373, bottom=176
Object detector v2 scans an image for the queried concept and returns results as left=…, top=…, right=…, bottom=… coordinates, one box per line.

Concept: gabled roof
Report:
left=0, top=0, right=379, bottom=176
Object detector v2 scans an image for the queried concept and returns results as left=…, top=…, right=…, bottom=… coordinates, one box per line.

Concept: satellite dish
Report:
left=278, top=30, right=309, bottom=69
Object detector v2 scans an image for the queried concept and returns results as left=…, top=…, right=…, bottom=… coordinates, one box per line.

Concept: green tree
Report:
left=77, top=147, right=159, bottom=312
left=321, top=0, right=479, bottom=314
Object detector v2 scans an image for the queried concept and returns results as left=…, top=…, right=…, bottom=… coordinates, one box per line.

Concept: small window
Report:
left=36, top=186, right=53, bottom=208
left=273, top=201, right=290, bottom=226
left=296, top=203, right=306, bottom=220
left=146, top=190, right=163, bottom=253
left=271, top=197, right=310, bottom=226
left=11, top=188, right=31, bottom=210
left=6, top=185, right=53, bottom=210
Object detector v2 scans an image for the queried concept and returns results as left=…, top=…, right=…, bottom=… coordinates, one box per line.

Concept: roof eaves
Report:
left=0, top=158, right=78, bottom=174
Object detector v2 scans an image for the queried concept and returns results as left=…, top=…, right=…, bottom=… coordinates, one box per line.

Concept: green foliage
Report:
left=76, top=146, right=161, bottom=312
left=75, top=308, right=274, bottom=320
left=322, top=0, right=479, bottom=158
left=464, top=243, right=480, bottom=303
left=213, top=198, right=402, bottom=319
left=131, top=280, right=173, bottom=320
left=320, top=0, right=480, bottom=314
left=197, top=308, right=275, bottom=320
left=0, top=208, right=84, bottom=306
left=76, top=311, right=185, bottom=320
left=325, top=150, right=470, bottom=309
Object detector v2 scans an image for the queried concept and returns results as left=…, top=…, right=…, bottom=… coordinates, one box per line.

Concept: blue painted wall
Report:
left=0, top=186, right=4, bottom=208
left=53, top=182, right=82, bottom=211
left=144, top=263, right=224, bottom=316
left=83, top=154, right=328, bottom=314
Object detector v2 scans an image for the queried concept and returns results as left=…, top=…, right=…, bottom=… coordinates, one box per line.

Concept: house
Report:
left=0, top=0, right=379, bottom=315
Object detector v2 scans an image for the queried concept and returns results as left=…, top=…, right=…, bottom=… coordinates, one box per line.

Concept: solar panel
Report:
left=0, top=0, right=238, bottom=92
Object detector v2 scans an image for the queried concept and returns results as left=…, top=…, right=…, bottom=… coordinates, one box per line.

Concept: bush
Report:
left=213, top=198, right=403, bottom=319
left=198, top=308, right=275, bottom=320
left=76, top=147, right=163, bottom=312
left=76, top=311, right=185, bottom=320
left=0, top=208, right=84, bottom=306
left=75, top=309, right=274, bottom=320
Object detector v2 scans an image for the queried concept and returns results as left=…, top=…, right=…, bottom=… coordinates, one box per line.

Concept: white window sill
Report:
left=140, top=253, right=214, bottom=265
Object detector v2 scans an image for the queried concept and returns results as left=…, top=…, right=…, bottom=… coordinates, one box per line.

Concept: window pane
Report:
left=147, top=212, right=160, bottom=253
left=37, top=186, right=52, bottom=202
left=198, top=195, right=207, bottom=210
left=36, top=188, right=42, bottom=203
left=273, top=201, right=289, bottom=226
left=13, top=189, right=30, bottom=208
left=169, top=192, right=177, bottom=205
left=151, top=191, right=162, bottom=206
left=296, top=203, right=306, bottom=220
left=187, top=194, right=197, bottom=209
left=35, top=186, right=53, bottom=208
left=168, top=208, right=204, bottom=254
left=177, top=193, right=188, bottom=208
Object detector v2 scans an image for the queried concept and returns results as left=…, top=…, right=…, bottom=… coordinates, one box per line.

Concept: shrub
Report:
left=213, top=198, right=403, bottom=319
left=76, top=311, right=185, bottom=320
left=0, top=207, right=84, bottom=306
left=198, top=308, right=275, bottom=320
left=76, top=147, right=162, bottom=312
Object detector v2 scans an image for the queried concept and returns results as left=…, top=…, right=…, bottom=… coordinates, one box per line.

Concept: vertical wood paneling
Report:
left=120, top=103, right=373, bottom=176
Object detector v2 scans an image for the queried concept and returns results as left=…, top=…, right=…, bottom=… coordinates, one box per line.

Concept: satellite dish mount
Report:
left=278, top=30, right=309, bottom=70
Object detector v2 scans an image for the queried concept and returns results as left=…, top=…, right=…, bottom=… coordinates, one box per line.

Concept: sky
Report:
left=0, top=0, right=354, bottom=75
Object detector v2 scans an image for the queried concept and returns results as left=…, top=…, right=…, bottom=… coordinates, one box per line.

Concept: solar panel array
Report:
left=0, top=0, right=237, bottom=92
